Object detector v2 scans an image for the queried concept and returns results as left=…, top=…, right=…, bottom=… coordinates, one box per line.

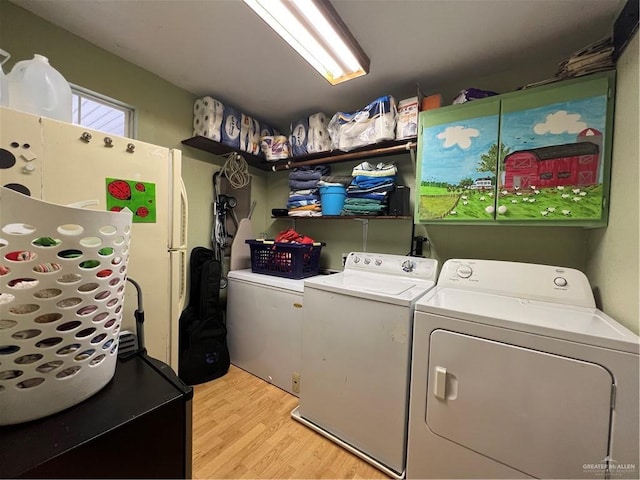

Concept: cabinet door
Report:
left=496, top=73, right=614, bottom=224
left=427, top=329, right=613, bottom=479
left=416, top=100, right=500, bottom=223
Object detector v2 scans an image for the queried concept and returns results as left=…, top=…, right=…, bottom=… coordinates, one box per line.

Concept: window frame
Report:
left=70, top=84, right=137, bottom=138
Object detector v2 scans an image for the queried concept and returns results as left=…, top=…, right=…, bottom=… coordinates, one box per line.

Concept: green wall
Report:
left=586, top=32, right=639, bottom=333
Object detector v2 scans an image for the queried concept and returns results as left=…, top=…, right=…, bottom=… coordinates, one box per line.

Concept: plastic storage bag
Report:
left=328, top=95, right=397, bottom=152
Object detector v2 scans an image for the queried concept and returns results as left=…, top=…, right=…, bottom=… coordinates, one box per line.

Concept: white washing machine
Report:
left=407, top=259, right=640, bottom=480
left=292, top=252, right=438, bottom=478
left=226, top=269, right=322, bottom=396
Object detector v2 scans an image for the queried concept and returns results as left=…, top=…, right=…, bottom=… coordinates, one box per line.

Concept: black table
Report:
left=0, top=353, right=193, bottom=479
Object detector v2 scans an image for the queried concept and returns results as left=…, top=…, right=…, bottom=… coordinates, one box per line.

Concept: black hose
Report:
left=126, top=277, right=145, bottom=353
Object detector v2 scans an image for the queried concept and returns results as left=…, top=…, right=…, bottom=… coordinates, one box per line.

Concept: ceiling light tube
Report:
left=243, top=0, right=370, bottom=85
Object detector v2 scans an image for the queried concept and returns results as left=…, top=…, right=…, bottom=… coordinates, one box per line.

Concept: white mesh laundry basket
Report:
left=0, top=187, right=132, bottom=425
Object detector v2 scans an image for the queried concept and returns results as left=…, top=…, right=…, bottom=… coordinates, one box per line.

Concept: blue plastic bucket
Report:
left=319, top=185, right=346, bottom=215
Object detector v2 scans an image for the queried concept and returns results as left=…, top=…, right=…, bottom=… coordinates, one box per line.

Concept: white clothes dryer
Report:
left=407, top=259, right=639, bottom=480
left=292, top=252, right=438, bottom=478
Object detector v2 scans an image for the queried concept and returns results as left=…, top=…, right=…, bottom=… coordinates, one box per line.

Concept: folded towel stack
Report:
left=344, top=161, right=397, bottom=215
left=287, top=165, right=331, bottom=217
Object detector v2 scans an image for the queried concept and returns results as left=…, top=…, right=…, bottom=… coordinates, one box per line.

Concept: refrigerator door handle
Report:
left=169, top=248, right=187, bottom=371
left=169, top=148, right=188, bottom=250
left=178, top=178, right=188, bottom=249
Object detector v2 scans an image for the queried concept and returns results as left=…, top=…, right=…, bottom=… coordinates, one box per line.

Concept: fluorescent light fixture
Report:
left=243, top=0, right=370, bottom=85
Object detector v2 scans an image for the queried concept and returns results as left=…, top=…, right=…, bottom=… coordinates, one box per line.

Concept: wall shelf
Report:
left=181, top=136, right=416, bottom=172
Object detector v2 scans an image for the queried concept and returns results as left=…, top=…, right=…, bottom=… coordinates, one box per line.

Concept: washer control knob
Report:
left=456, top=265, right=473, bottom=278
left=353, top=255, right=361, bottom=264
left=554, top=277, right=568, bottom=287
left=402, top=259, right=416, bottom=273
left=364, top=257, right=371, bottom=265
left=375, top=258, right=382, bottom=266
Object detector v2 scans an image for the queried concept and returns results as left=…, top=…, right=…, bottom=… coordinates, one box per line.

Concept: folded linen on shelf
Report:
left=352, top=161, right=398, bottom=177
left=345, top=192, right=389, bottom=201
left=288, top=209, right=323, bottom=217
left=289, top=170, right=323, bottom=181
left=350, top=175, right=396, bottom=189
left=289, top=179, right=322, bottom=190
left=342, top=203, right=387, bottom=214
left=319, top=175, right=353, bottom=186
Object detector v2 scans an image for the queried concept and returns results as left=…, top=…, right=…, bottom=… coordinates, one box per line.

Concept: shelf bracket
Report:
left=407, top=141, right=416, bottom=176
left=354, top=218, right=369, bottom=252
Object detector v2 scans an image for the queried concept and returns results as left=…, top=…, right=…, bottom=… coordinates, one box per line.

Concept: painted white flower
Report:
left=557, top=186, right=565, bottom=190
left=572, top=188, right=581, bottom=194
left=516, top=192, right=522, bottom=196
left=534, top=190, right=540, bottom=195
left=579, top=191, right=587, bottom=196
left=502, top=190, right=508, bottom=195
left=573, top=197, right=582, bottom=202
left=479, top=196, right=486, bottom=201
left=511, top=199, right=518, bottom=204
left=463, top=201, right=468, bottom=205
left=461, top=195, right=468, bottom=200
left=488, top=191, right=494, bottom=197
left=450, top=210, right=457, bottom=215
left=529, top=198, right=536, bottom=203
left=522, top=197, right=529, bottom=202
left=561, top=193, right=570, bottom=199
left=562, top=209, right=571, bottom=215
left=541, top=211, right=548, bottom=216
left=548, top=207, right=556, bottom=212
left=530, top=185, right=536, bottom=190
left=514, top=186, right=520, bottom=190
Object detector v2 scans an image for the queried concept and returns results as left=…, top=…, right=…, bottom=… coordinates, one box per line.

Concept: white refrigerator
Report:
left=0, top=106, right=188, bottom=370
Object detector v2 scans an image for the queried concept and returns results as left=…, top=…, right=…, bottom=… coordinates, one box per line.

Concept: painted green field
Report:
left=496, top=185, right=603, bottom=220
left=418, top=185, right=603, bottom=221
left=419, top=189, right=495, bottom=220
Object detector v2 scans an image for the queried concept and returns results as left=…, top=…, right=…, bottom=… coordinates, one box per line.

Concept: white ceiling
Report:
left=9, top=0, right=625, bottom=132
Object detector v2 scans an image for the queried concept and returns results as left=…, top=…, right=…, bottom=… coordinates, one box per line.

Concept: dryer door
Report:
left=426, top=329, right=612, bottom=479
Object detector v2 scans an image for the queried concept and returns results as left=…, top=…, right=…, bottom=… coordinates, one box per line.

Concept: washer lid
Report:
left=304, top=270, right=436, bottom=306
left=417, top=287, right=640, bottom=354
left=228, top=269, right=322, bottom=293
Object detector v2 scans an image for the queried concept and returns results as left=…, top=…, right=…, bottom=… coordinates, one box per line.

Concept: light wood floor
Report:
left=192, top=365, right=390, bottom=479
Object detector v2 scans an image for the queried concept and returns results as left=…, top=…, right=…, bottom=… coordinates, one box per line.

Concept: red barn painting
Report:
left=502, top=141, right=600, bottom=189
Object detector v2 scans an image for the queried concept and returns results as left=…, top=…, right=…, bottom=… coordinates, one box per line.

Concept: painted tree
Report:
left=459, top=177, right=474, bottom=190
left=477, top=142, right=510, bottom=177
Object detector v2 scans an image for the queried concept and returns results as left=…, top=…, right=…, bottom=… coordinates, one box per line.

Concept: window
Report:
left=71, top=85, right=135, bottom=138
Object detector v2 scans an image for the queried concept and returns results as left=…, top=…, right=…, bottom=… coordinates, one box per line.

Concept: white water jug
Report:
left=8, top=54, right=72, bottom=122
left=0, top=49, right=9, bottom=107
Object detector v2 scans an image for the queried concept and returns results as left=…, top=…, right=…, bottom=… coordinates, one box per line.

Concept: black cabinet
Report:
left=0, top=354, right=193, bottom=479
